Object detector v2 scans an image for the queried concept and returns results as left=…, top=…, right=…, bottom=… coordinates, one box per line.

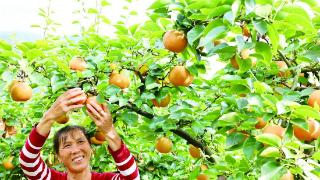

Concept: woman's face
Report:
left=57, top=130, right=92, bottom=173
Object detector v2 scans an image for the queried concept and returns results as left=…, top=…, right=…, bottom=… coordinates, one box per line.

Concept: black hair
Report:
left=53, top=125, right=91, bottom=154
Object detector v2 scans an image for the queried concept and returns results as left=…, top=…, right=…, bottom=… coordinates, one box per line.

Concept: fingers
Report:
left=86, top=109, right=101, bottom=125
left=66, top=95, right=87, bottom=105
left=68, top=104, right=85, bottom=111
left=64, top=88, right=84, bottom=100
left=86, top=104, right=102, bottom=119
left=89, top=100, right=111, bottom=116
left=90, top=101, right=104, bottom=112
left=65, top=88, right=82, bottom=95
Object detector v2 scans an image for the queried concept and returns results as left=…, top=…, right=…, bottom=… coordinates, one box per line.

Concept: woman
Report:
left=19, top=88, right=140, bottom=180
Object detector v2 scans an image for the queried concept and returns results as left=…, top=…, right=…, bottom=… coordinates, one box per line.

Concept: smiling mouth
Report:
left=72, top=155, right=84, bottom=163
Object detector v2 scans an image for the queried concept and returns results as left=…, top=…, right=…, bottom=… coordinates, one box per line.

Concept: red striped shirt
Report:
left=19, top=128, right=140, bottom=180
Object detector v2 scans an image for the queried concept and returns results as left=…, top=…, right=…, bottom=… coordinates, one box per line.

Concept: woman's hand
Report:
left=37, top=88, right=86, bottom=136
left=86, top=98, right=122, bottom=151
left=85, top=99, right=113, bottom=133
left=44, top=88, right=86, bottom=121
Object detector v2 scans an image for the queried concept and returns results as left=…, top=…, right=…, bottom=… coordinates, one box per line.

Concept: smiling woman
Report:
left=19, top=88, right=140, bottom=180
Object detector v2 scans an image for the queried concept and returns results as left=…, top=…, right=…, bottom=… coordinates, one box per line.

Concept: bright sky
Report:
left=0, top=0, right=152, bottom=40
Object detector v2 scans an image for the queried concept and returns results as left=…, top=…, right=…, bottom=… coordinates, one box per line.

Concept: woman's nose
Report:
left=70, top=145, right=81, bottom=154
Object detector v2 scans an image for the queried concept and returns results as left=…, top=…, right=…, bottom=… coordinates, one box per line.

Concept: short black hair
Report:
left=53, top=125, right=91, bottom=154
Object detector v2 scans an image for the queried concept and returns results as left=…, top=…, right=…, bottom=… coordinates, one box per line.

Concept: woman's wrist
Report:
left=42, top=112, right=56, bottom=123
left=103, top=126, right=122, bottom=151
left=105, top=127, right=118, bottom=139
left=36, top=114, right=55, bottom=136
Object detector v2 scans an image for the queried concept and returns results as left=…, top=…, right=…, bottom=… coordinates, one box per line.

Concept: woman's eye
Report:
left=78, top=140, right=84, bottom=144
left=64, top=144, right=71, bottom=148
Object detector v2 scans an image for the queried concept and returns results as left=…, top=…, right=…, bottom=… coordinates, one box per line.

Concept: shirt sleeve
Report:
left=108, top=142, right=140, bottom=180
left=19, top=128, right=52, bottom=179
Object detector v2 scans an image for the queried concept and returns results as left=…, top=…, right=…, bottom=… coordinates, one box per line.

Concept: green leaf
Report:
left=311, top=168, right=320, bottom=179
left=260, top=147, right=280, bottom=158
left=145, top=76, right=159, bottom=90
left=114, top=24, right=129, bottom=35
left=130, top=11, right=138, bottom=15
left=148, top=0, right=170, bottom=10
left=238, top=56, right=254, bottom=73
left=236, top=98, right=249, bottom=109
left=275, top=5, right=315, bottom=33
left=51, top=75, right=66, bottom=93
left=262, top=94, right=279, bottom=107
left=31, top=24, right=41, bottom=27
left=169, top=108, right=193, bottom=120
left=255, top=0, right=273, bottom=4
left=312, top=151, right=320, bottom=161
left=253, top=20, right=268, bottom=35
left=187, top=25, right=205, bottom=46
left=226, top=132, right=246, bottom=150
left=149, top=116, right=166, bottom=130
left=156, top=18, right=173, bottom=30
left=0, top=40, right=12, bottom=50
left=245, top=0, right=256, bottom=14
left=254, top=4, right=272, bottom=19
left=231, top=0, right=241, bottom=24
left=30, top=72, right=50, bottom=86
left=301, top=46, right=320, bottom=62
left=101, top=0, right=110, bottom=6
left=26, top=49, right=43, bottom=60
left=223, top=11, right=234, bottom=24
left=259, top=161, right=285, bottom=180
left=100, top=15, right=110, bottom=24
left=188, top=14, right=207, bottom=20
left=255, top=42, right=272, bottom=65
left=141, top=92, right=155, bottom=101
left=120, top=111, right=138, bottom=126
left=129, top=24, right=139, bottom=35
left=200, top=26, right=227, bottom=46
left=88, top=8, right=98, bottom=14
left=202, top=109, right=220, bottom=121
left=106, top=85, right=121, bottom=96
left=189, top=0, right=218, bottom=10
left=256, top=134, right=281, bottom=147
left=254, top=81, right=272, bottom=94
left=225, top=154, right=236, bottom=164
left=207, top=5, right=231, bottom=18
left=292, top=105, right=320, bottom=120
left=189, top=166, right=200, bottom=180
left=290, top=118, right=308, bottom=130
left=243, top=136, right=257, bottom=160
left=267, top=24, right=279, bottom=53
left=278, top=5, right=311, bottom=21
left=1, top=71, right=14, bottom=81
left=217, top=112, right=240, bottom=127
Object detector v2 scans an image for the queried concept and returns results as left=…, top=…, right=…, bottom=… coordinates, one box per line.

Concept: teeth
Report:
left=73, top=156, right=84, bottom=162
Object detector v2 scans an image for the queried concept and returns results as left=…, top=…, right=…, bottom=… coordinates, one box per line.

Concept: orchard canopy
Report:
left=1, top=0, right=320, bottom=179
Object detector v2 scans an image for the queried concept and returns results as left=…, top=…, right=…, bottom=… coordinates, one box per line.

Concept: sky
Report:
left=0, top=0, right=152, bottom=41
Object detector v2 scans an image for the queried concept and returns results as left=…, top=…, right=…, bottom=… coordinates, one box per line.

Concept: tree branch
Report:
left=123, top=101, right=215, bottom=163
left=170, top=129, right=215, bottom=163
left=125, top=102, right=154, bottom=119
left=301, top=64, right=320, bottom=74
